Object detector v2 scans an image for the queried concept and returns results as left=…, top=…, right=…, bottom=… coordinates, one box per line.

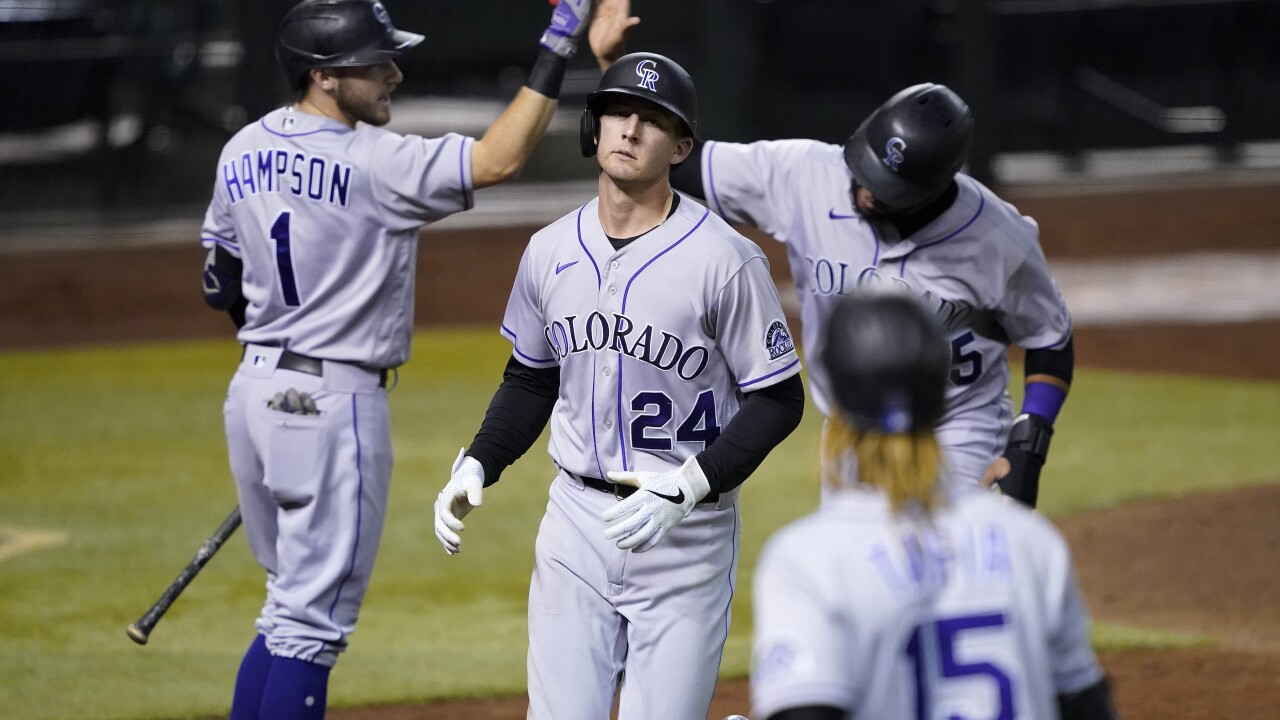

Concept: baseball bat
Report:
left=126, top=505, right=243, bottom=645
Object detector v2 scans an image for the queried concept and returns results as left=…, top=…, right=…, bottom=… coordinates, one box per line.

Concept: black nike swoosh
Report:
left=649, top=488, right=685, bottom=504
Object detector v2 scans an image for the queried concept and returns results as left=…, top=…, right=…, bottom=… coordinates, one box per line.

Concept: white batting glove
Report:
left=434, top=449, right=485, bottom=555
left=602, top=456, right=711, bottom=553
left=540, top=0, right=593, bottom=58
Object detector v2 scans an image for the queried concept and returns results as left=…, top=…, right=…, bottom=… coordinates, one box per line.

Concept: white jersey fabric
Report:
left=502, top=193, right=801, bottom=718
left=202, top=106, right=473, bottom=666
left=751, top=484, right=1105, bottom=720
left=202, top=106, right=474, bottom=368
left=701, top=140, right=1072, bottom=481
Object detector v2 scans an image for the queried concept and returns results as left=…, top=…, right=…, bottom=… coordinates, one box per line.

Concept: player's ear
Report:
left=311, top=67, right=337, bottom=93
left=671, top=137, right=694, bottom=166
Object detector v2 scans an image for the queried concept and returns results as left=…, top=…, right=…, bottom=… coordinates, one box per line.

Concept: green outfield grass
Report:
left=1, top=329, right=1277, bottom=720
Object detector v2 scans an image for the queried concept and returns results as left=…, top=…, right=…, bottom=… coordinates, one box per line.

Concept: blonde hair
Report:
left=822, top=415, right=942, bottom=515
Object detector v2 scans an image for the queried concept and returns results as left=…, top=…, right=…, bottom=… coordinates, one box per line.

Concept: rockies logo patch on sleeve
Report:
left=765, top=321, right=796, bottom=360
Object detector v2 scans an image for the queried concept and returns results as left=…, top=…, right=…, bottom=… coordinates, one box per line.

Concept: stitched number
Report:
left=631, top=392, right=674, bottom=451
left=905, top=612, right=1015, bottom=720
left=630, top=390, right=721, bottom=451
left=950, top=331, right=982, bottom=385
left=675, top=389, right=720, bottom=447
left=270, top=210, right=301, bottom=306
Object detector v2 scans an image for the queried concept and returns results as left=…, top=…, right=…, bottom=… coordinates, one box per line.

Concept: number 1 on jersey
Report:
left=270, top=210, right=301, bottom=306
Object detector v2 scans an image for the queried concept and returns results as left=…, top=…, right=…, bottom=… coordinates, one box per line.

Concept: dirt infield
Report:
left=2, top=179, right=1278, bottom=719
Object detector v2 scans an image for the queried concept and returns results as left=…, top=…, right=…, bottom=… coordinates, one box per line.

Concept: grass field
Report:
left=2, top=328, right=1278, bottom=720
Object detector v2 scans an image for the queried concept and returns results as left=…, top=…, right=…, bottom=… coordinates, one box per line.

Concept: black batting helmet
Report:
left=276, top=0, right=424, bottom=88
left=580, top=52, right=698, bottom=158
left=821, top=292, right=950, bottom=434
left=843, top=83, right=974, bottom=212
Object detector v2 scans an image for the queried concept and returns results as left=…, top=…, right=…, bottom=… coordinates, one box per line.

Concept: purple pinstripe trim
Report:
left=204, top=230, right=235, bottom=244
left=576, top=203, right=607, bottom=475
left=613, top=208, right=711, bottom=469
left=708, top=505, right=741, bottom=697
left=326, top=394, right=366, bottom=644
left=202, top=235, right=238, bottom=251
left=259, top=117, right=346, bottom=139
left=705, top=141, right=727, bottom=218
left=738, top=358, right=800, bottom=388
left=899, top=193, right=985, bottom=276
left=576, top=203, right=603, bottom=286
left=458, top=137, right=472, bottom=209
left=621, top=208, right=710, bottom=313
left=501, top=324, right=556, bottom=363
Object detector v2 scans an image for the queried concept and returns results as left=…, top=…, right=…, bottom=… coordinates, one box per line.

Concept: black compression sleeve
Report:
left=669, top=138, right=707, bottom=199
left=1025, top=336, right=1074, bottom=384
left=1057, top=676, right=1120, bottom=720
left=696, top=374, right=804, bottom=494
left=466, top=356, right=559, bottom=486
left=769, top=706, right=846, bottom=720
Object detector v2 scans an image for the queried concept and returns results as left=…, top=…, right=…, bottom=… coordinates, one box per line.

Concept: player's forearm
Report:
left=1022, top=337, right=1073, bottom=423
left=466, top=356, right=559, bottom=486
left=695, top=374, right=804, bottom=494
left=471, top=86, right=557, bottom=189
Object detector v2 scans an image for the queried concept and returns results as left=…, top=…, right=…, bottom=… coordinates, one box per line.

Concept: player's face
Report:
left=596, top=97, right=693, bottom=187
left=853, top=185, right=894, bottom=219
left=331, top=61, right=404, bottom=127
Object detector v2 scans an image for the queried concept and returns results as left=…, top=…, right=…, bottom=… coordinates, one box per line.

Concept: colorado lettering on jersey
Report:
left=867, top=523, right=1013, bottom=602
left=222, top=149, right=353, bottom=208
left=802, top=256, right=978, bottom=333
left=543, top=312, right=711, bottom=381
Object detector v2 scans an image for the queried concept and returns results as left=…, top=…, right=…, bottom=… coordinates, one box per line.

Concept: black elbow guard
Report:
left=202, top=245, right=244, bottom=311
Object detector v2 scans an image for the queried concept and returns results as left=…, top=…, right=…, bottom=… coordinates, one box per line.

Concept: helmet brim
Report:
left=587, top=88, right=698, bottom=141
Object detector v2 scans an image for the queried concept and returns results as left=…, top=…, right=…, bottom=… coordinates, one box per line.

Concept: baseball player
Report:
left=659, top=79, right=1073, bottom=507
left=750, top=292, right=1118, bottom=720
left=198, top=1, right=615, bottom=718
left=432, top=52, right=804, bottom=719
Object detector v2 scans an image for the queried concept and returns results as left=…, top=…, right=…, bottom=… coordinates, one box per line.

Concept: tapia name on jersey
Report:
left=543, top=311, right=712, bottom=381
left=222, top=148, right=353, bottom=208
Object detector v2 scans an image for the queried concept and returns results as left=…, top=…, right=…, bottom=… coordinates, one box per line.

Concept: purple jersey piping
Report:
left=705, top=141, right=727, bottom=218
left=325, top=394, right=366, bottom=649
left=738, top=357, right=800, bottom=389
left=259, top=117, right=347, bottom=139
left=898, top=193, right=985, bottom=276
left=868, top=222, right=883, bottom=265
left=501, top=324, right=556, bottom=364
left=615, top=208, right=711, bottom=470
left=576, top=204, right=607, bottom=479
left=202, top=235, right=238, bottom=252
left=458, top=137, right=472, bottom=210
left=708, top=505, right=741, bottom=703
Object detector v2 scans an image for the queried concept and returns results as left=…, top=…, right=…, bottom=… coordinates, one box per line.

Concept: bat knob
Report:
left=126, top=624, right=150, bottom=645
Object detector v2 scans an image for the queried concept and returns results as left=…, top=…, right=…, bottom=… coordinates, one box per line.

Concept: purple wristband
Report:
left=1022, top=382, right=1067, bottom=424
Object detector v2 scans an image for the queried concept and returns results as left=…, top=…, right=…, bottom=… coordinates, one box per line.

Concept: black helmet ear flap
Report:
left=579, top=107, right=599, bottom=158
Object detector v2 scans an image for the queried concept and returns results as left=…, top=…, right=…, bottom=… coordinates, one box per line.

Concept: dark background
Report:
left=1, top=0, right=1277, bottom=218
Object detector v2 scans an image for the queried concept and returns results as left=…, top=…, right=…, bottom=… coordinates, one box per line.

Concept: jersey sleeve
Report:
left=371, top=132, right=475, bottom=232
left=996, top=238, right=1073, bottom=350
left=751, top=532, right=856, bottom=718
left=714, top=256, right=801, bottom=391
left=200, top=168, right=239, bottom=257
left=701, top=140, right=813, bottom=239
left=500, top=242, right=558, bottom=369
left=1045, top=548, right=1107, bottom=694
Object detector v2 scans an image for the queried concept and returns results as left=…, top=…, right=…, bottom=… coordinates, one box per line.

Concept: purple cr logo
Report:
left=882, top=136, right=907, bottom=171
left=635, top=59, right=660, bottom=92
left=372, top=2, right=390, bottom=27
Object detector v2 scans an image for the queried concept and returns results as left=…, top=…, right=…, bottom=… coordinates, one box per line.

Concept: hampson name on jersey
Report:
left=544, top=312, right=710, bottom=381
left=222, top=149, right=352, bottom=208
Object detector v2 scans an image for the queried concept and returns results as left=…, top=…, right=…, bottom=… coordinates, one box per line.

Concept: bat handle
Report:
left=126, top=623, right=151, bottom=645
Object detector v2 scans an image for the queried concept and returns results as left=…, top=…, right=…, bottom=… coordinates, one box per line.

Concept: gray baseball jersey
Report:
left=700, top=140, right=1072, bottom=481
left=202, top=106, right=474, bottom=368
left=751, top=485, right=1106, bottom=720
left=203, top=106, right=474, bottom=666
left=502, top=193, right=801, bottom=479
left=504, top=193, right=800, bottom=718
